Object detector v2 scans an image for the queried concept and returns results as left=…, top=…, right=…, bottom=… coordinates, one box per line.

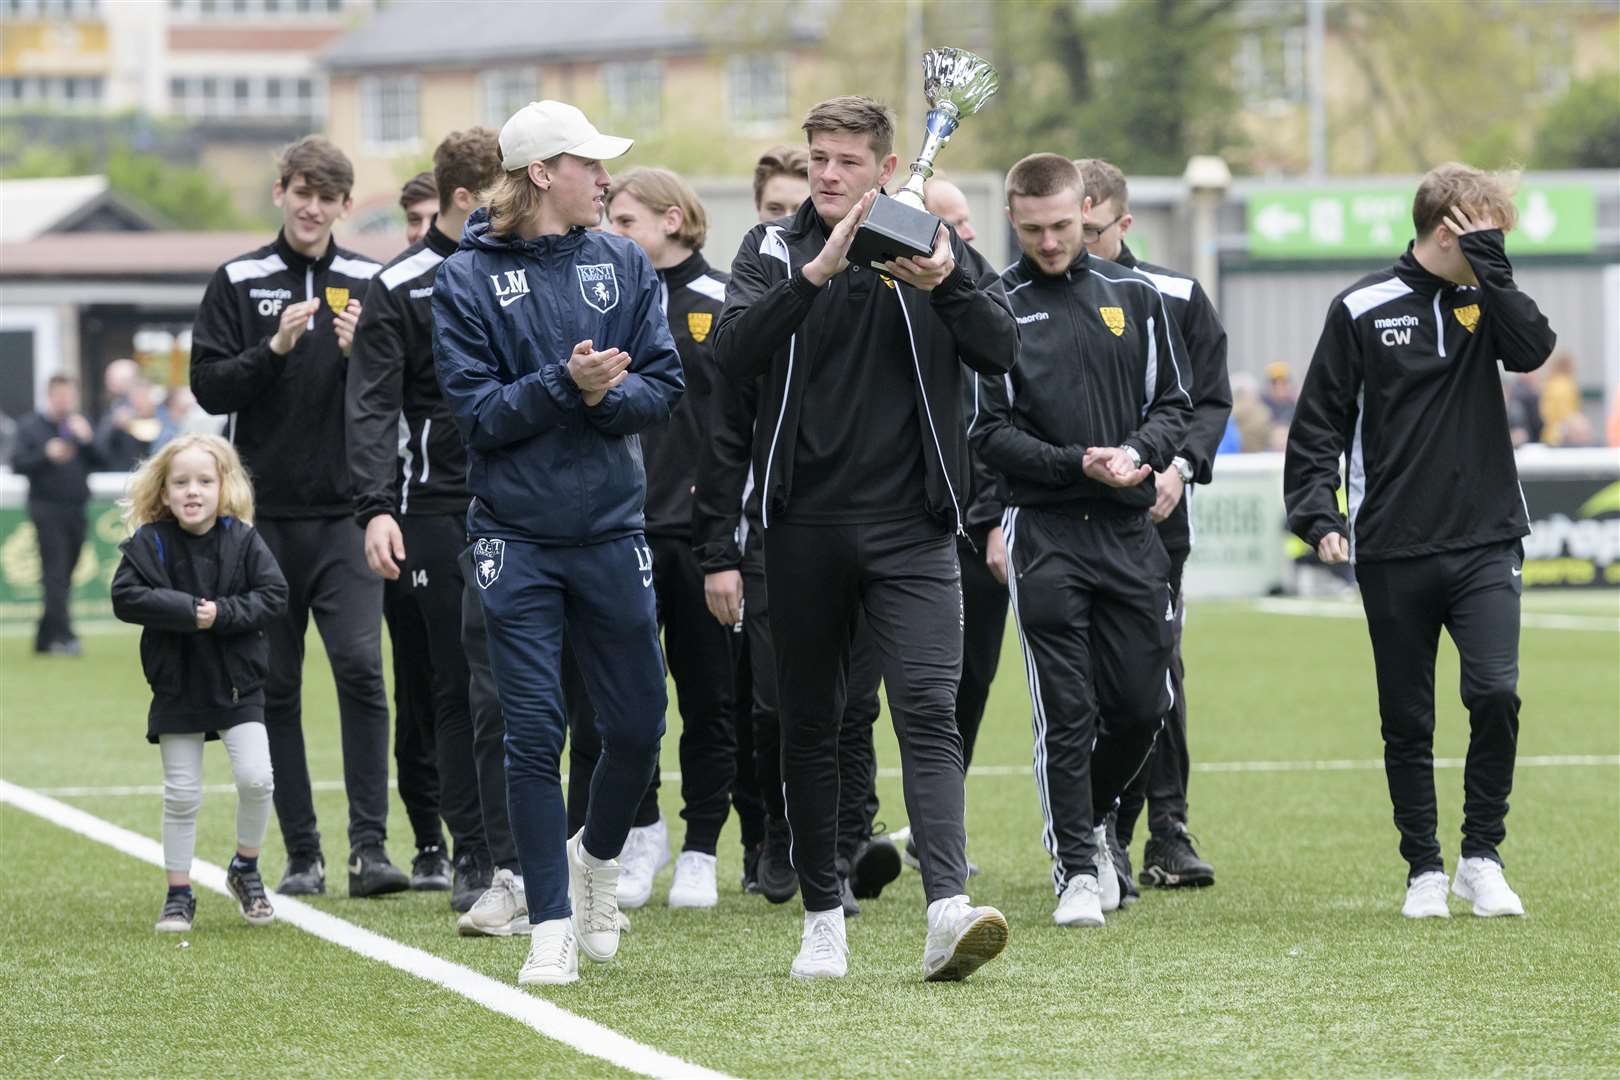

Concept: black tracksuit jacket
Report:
left=1113, top=243, right=1232, bottom=552
left=347, top=222, right=470, bottom=526
left=12, top=412, right=98, bottom=504
left=691, top=368, right=759, bottom=573
left=1284, top=230, right=1555, bottom=562
left=190, top=231, right=382, bottom=518
left=973, top=251, right=1193, bottom=512
left=712, top=197, right=1018, bottom=534
left=642, top=251, right=729, bottom=539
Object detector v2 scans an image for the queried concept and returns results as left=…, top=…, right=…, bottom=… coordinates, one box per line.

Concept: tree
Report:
left=1535, top=74, right=1620, bottom=168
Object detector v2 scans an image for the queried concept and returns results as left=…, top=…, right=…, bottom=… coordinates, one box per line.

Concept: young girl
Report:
left=111, top=434, right=288, bottom=932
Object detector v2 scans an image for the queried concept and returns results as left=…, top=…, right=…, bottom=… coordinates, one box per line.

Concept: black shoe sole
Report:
left=350, top=872, right=410, bottom=898
left=276, top=876, right=325, bottom=896
left=411, top=876, right=453, bottom=892
left=1140, top=865, right=1215, bottom=889
left=851, top=841, right=903, bottom=900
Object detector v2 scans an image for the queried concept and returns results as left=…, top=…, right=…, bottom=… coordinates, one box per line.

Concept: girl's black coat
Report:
left=111, top=517, right=289, bottom=717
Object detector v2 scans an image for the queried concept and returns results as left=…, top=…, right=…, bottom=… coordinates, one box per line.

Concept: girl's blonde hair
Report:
left=120, top=433, right=256, bottom=535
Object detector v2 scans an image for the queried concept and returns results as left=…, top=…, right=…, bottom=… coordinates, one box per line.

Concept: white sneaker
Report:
left=517, top=918, right=578, bottom=986
left=790, top=908, right=849, bottom=979
left=1093, top=825, right=1121, bottom=913
left=923, top=894, right=1008, bottom=982
left=1452, top=857, right=1524, bottom=917
left=615, top=817, right=669, bottom=909
left=567, top=830, right=623, bottom=963
left=1401, top=871, right=1452, bottom=919
left=668, top=851, right=719, bottom=909
left=457, top=869, right=532, bottom=937
left=1054, top=874, right=1106, bottom=927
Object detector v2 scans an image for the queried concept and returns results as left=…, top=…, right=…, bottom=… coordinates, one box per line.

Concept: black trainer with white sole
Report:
left=154, top=891, right=196, bottom=933
left=227, top=863, right=275, bottom=925
left=348, top=844, right=410, bottom=898
left=410, top=845, right=453, bottom=891
left=277, top=854, right=325, bottom=896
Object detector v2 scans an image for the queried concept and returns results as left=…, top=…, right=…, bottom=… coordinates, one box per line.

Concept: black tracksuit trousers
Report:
left=766, top=516, right=966, bottom=913
left=257, top=516, right=391, bottom=858
left=1116, top=546, right=1192, bottom=849
left=727, top=629, right=766, bottom=851
left=957, top=532, right=1009, bottom=769
left=1003, top=506, right=1174, bottom=894
left=1355, top=540, right=1523, bottom=878
left=389, top=515, right=485, bottom=862
left=384, top=574, right=444, bottom=852
left=742, top=533, right=882, bottom=862
left=28, top=498, right=87, bottom=651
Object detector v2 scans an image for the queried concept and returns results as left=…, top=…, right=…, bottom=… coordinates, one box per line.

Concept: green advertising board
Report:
left=0, top=500, right=125, bottom=629
left=1248, top=183, right=1597, bottom=258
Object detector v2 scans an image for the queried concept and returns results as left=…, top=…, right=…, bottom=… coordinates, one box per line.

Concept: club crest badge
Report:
left=577, top=264, right=620, bottom=314
left=325, top=286, right=350, bottom=315
left=474, top=538, right=505, bottom=590
left=1099, top=306, right=1125, bottom=337
left=687, top=311, right=713, bottom=342
left=1454, top=304, right=1480, bottom=333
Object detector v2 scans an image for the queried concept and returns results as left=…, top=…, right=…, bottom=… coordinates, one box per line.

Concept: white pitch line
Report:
left=34, top=755, right=1618, bottom=798
left=1251, top=597, right=1620, bottom=633
left=0, top=780, right=733, bottom=1080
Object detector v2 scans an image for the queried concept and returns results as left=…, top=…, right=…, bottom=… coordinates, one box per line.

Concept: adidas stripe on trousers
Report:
left=1003, top=505, right=1175, bottom=894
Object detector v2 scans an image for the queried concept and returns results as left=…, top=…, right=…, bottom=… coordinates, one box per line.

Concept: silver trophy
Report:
left=847, top=48, right=1000, bottom=268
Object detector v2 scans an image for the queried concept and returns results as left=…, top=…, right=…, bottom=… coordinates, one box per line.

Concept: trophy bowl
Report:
left=846, top=48, right=1000, bottom=269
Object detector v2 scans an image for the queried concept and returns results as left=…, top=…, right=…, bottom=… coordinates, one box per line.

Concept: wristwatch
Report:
left=1121, top=445, right=1142, bottom=469
left=1172, top=455, right=1193, bottom=483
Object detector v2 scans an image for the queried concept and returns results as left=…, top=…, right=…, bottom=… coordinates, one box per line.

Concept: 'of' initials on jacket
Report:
left=431, top=208, right=685, bottom=546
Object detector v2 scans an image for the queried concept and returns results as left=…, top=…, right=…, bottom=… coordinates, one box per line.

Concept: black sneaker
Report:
left=741, top=842, right=763, bottom=894
left=1140, top=823, right=1215, bottom=888
left=410, top=844, right=453, bottom=891
left=450, top=851, right=490, bottom=914
left=348, top=844, right=410, bottom=898
left=227, top=861, right=275, bottom=925
left=757, top=819, right=798, bottom=904
left=154, top=891, right=195, bottom=933
left=837, top=861, right=861, bottom=918
left=1105, top=813, right=1140, bottom=907
left=850, top=836, right=901, bottom=900
left=277, top=854, right=326, bottom=896
left=904, top=834, right=981, bottom=878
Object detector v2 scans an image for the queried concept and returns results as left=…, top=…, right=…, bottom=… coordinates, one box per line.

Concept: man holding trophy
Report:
left=713, top=50, right=1017, bottom=983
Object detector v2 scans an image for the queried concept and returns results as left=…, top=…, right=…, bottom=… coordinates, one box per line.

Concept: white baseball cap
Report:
left=498, top=100, right=633, bottom=170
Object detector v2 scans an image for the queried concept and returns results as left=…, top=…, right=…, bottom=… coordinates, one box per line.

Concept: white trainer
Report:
left=790, top=908, right=849, bottom=979
left=457, top=868, right=532, bottom=937
left=1452, top=857, right=1525, bottom=917
left=923, top=894, right=1008, bottom=982
left=1054, top=874, right=1106, bottom=927
left=517, top=917, right=578, bottom=986
left=1093, top=825, right=1121, bottom=913
left=567, top=830, right=623, bottom=963
left=615, top=817, right=669, bottom=909
left=1401, top=871, right=1452, bottom=919
left=668, top=851, right=719, bottom=909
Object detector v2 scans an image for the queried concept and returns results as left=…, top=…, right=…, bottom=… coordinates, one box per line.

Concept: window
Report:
left=601, top=61, right=662, bottom=131
left=727, top=53, right=787, bottom=129
left=361, top=74, right=419, bottom=150
left=480, top=67, right=539, bottom=128
left=166, top=74, right=321, bottom=121
left=1237, top=25, right=1307, bottom=105
left=0, top=75, right=104, bottom=110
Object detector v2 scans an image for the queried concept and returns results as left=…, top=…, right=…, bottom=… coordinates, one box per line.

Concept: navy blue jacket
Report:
left=432, top=209, right=684, bottom=546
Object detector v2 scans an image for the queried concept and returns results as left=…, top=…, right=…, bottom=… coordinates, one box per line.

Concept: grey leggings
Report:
left=160, top=723, right=275, bottom=874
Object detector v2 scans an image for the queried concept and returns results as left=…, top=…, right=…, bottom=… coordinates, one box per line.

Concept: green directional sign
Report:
left=1247, top=183, right=1596, bottom=258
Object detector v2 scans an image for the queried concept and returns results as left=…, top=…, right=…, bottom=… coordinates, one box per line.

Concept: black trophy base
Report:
left=846, top=194, right=941, bottom=268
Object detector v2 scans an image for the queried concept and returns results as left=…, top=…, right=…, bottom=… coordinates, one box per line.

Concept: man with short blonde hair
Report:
left=1285, top=162, right=1553, bottom=921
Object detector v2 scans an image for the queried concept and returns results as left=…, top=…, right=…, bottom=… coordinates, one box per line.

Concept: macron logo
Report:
left=1016, top=311, right=1050, bottom=325
left=490, top=269, right=530, bottom=309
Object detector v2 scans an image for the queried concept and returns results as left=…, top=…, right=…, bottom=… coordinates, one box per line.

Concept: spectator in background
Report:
left=1538, top=351, right=1580, bottom=445
left=1263, top=361, right=1297, bottom=426
left=0, top=410, right=16, bottom=468
left=165, top=384, right=224, bottom=437
left=1509, top=371, right=1543, bottom=443
left=103, top=358, right=141, bottom=414
left=1557, top=411, right=1597, bottom=448
left=1608, top=394, right=1620, bottom=448
left=1503, top=377, right=1533, bottom=447
left=1228, top=372, right=1274, bottom=452
left=95, top=378, right=171, bottom=469
left=401, top=171, right=438, bottom=246
left=12, top=374, right=100, bottom=656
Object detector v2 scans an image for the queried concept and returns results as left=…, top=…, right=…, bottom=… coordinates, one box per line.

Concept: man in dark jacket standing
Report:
left=974, top=154, right=1193, bottom=931
left=190, top=135, right=405, bottom=899
left=1077, top=158, right=1232, bottom=895
left=13, top=374, right=99, bottom=656
left=714, top=96, right=1015, bottom=982
left=433, top=100, right=682, bottom=987
left=1285, top=163, right=1553, bottom=921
